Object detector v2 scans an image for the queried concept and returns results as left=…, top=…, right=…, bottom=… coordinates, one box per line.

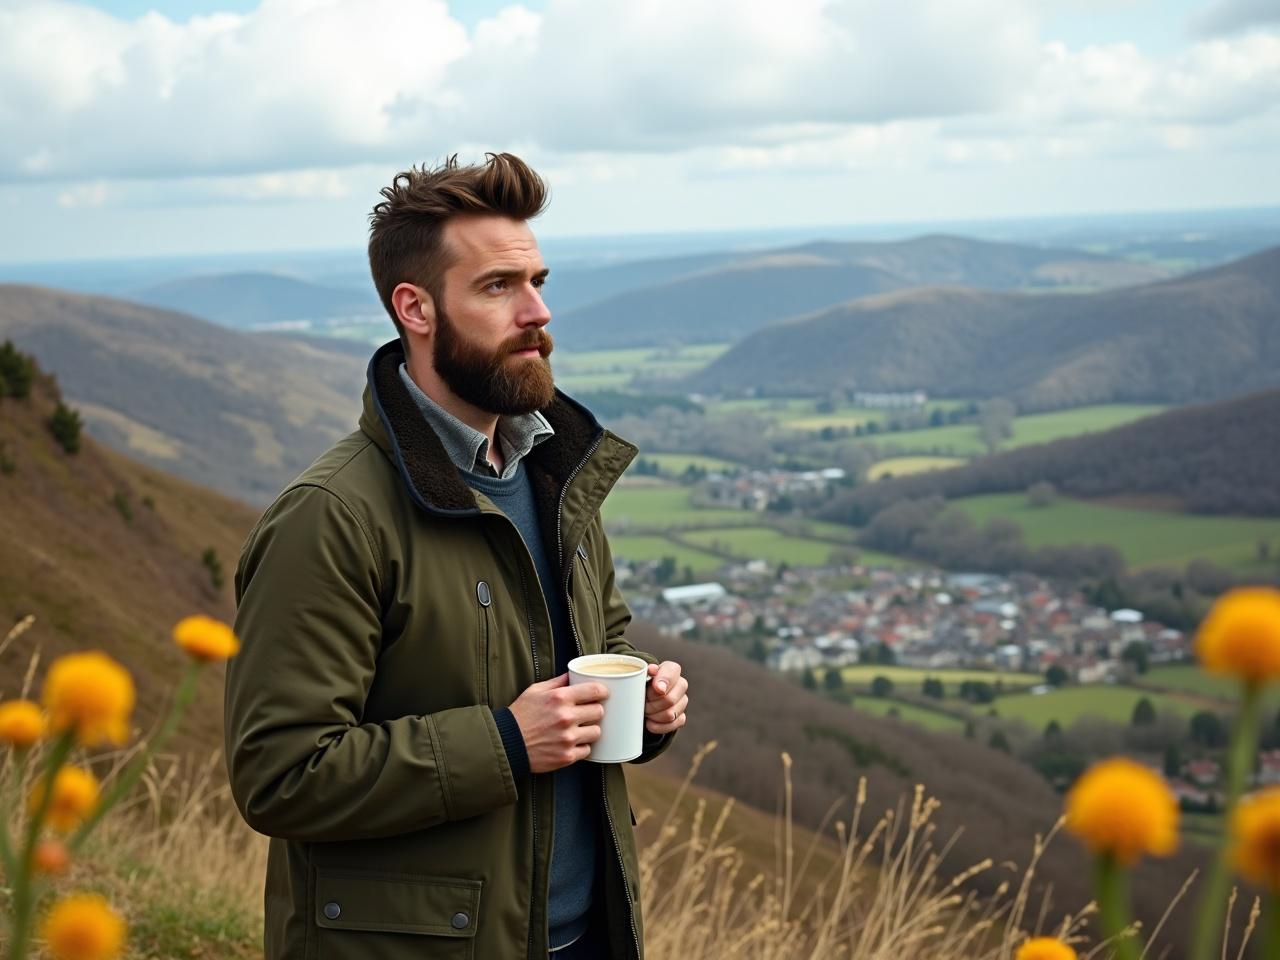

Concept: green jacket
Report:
left=224, top=339, right=675, bottom=960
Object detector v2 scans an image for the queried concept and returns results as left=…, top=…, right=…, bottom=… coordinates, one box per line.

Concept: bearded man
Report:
left=224, top=153, right=690, bottom=960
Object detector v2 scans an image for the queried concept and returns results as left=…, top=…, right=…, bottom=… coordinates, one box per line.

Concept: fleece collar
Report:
left=357, top=339, right=636, bottom=561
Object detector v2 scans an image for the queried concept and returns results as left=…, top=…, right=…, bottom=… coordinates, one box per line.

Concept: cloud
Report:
left=0, top=0, right=1276, bottom=189
left=1192, top=0, right=1280, bottom=37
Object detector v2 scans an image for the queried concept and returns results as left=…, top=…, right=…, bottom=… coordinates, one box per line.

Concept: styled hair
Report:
left=367, top=152, right=549, bottom=339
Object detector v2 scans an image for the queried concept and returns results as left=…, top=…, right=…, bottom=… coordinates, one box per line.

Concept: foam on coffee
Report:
left=575, top=661, right=642, bottom=676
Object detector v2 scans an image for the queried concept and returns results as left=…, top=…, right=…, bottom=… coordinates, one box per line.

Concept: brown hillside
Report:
left=0, top=284, right=365, bottom=505
left=0, top=360, right=259, bottom=756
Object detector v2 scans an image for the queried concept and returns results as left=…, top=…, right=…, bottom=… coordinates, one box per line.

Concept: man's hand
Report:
left=508, top=673, right=608, bottom=774
left=644, top=661, right=689, bottom=735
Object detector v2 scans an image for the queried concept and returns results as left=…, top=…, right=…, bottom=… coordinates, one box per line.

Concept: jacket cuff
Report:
left=492, top=707, right=531, bottom=781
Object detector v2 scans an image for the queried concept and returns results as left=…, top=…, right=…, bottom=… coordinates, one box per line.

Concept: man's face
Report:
left=430, top=215, right=555, bottom=416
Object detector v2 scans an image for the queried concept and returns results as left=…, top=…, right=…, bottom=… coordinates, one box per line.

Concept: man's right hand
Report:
left=507, top=673, right=608, bottom=774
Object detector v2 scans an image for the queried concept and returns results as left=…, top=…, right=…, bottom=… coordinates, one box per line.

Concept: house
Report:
left=661, top=583, right=728, bottom=605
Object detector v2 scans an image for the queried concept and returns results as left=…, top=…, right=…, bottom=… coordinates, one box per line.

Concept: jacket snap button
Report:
left=450, top=911, right=470, bottom=930
left=322, top=902, right=341, bottom=920
left=476, top=581, right=491, bottom=607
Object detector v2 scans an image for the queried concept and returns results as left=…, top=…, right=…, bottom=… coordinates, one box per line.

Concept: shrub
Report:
left=48, top=402, right=82, bottom=454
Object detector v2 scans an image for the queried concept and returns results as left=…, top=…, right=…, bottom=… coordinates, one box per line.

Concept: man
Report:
left=224, top=153, right=689, bottom=960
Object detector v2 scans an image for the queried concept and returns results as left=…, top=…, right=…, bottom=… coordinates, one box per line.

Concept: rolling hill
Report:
left=129, top=271, right=382, bottom=330
left=691, top=245, right=1280, bottom=408
left=0, top=284, right=366, bottom=504
left=552, top=234, right=1165, bottom=350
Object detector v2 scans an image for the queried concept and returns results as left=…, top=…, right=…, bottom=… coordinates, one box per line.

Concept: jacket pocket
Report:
left=475, top=581, right=492, bottom=706
left=314, top=868, right=482, bottom=960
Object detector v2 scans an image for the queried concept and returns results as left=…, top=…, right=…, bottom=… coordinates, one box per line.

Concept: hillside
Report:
left=0, top=284, right=366, bottom=504
left=553, top=234, right=1164, bottom=350
left=633, top=625, right=1209, bottom=949
left=129, top=271, right=381, bottom=330
left=0, top=355, right=260, bottom=757
left=692, top=245, right=1280, bottom=408
left=824, top=388, right=1280, bottom=523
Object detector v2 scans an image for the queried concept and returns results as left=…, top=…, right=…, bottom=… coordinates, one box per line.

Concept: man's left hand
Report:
left=644, top=661, right=689, bottom=735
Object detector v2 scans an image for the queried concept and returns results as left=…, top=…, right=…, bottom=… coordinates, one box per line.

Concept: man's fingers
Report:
left=564, top=682, right=609, bottom=703
left=645, top=711, right=688, bottom=735
left=649, top=660, right=682, bottom=695
left=646, top=674, right=688, bottom=705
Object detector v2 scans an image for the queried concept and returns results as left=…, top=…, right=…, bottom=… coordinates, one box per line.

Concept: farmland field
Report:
left=869, top=404, right=1165, bottom=456
left=847, top=697, right=968, bottom=733
left=991, top=684, right=1216, bottom=728
left=683, top=526, right=848, bottom=567
left=867, top=456, right=965, bottom=480
left=607, top=535, right=724, bottom=574
left=838, top=665, right=1040, bottom=693
left=955, top=493, right=1280, bottom=572
left=639, top=452, right=743, bottom=475
left=554, top=343, right=729, bottom=392
left=603, top=484, right=757, bottom=529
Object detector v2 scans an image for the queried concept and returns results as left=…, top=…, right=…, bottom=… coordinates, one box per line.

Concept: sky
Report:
left=1, top=0, right=1278, bottom=262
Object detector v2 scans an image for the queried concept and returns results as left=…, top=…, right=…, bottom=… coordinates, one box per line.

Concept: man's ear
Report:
left=391, top=282, right=435, bottom=339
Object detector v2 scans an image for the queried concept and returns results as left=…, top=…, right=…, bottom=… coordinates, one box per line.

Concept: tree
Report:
left=1163, top=743, right=1182, bottom=779
left=748, top=638, right=767, bottom=664
left=823, top=667, right=844, bottom=694
left=201, top=548, right=225, bottom=591
left=988, top=730, right=1012, bottom=753
left=1044, top=719, right=1063, bottom=743
left=1121, top=641, right=1150, bottom=675
left=921, top=677, right=945, bottom=700
left=1190, top=710, right=1227, bottom=748
left=654, top=556, right=676, bottom=585
left=870, top=675, right=894, bottom=698
left=963, top=720, right=976, bottom=740
left=1131, top=696, right=1156, bottom=726
left=48, top=402, right=82, bottom=454
left=1045, top=664, right=1069, bottom=687
left=0, top=341, right=34, bottom=399
left=1027, top=481, right=1057, bottom=508
left=978, top=398, right=1016, bottom=454
left=801, top=668, right=816, bottom=691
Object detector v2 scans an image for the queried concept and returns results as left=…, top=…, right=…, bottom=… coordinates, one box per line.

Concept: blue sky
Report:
left=2, top=0, right=1278, bottom=261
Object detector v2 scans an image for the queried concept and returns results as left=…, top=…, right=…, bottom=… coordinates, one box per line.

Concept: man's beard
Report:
left=432, top=308, right=556, bottom=416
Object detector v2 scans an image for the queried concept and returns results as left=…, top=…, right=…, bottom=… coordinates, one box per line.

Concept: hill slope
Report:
left=129, top=271, right=381, bottom=330
left=554, top=234, right=1164, bottom=350
left=824, top=388, right=1280, bottom=523
left=0, top=284, right=366, bottom=504
left=692, top=245, right=1280, bottom=408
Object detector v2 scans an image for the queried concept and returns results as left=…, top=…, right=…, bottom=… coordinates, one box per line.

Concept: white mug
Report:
left=567, top=654, right=649, bottom=763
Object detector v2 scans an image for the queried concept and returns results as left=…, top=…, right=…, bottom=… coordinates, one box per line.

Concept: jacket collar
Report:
left=358, top=340, right=636, bottom=554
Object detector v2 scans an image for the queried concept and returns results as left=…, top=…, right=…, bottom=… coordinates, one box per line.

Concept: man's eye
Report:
left=487, top=279, right=507, bottom=292
left=532, top=276, right=546, bottom=289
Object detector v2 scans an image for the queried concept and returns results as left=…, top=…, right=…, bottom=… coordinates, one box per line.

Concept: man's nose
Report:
left=516, top=283, right=551, bottom=327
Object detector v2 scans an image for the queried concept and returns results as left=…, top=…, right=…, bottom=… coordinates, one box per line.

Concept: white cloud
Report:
left=56, top=181, right=110, bottom=208
left=1192, top=0, right=1280, bottom=37
left=0, top=0, right=1275, bottom=196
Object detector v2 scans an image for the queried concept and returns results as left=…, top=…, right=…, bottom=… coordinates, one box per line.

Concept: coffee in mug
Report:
left=568, top=654, right=648, bottom=762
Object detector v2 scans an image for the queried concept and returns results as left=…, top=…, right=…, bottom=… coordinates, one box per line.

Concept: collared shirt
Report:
left=398, top=363, right=554, bottom=479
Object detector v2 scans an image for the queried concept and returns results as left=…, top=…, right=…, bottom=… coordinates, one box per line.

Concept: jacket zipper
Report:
left=514, top=554, right=543, bottom=960
left=557, top=434, right=643, bottom=960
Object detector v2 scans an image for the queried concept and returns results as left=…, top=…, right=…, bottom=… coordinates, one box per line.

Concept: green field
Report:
left=867, top=456, right=965, bottom=480
left=607, top=535, right=724, bottom=574
left=992, top=684, right=1216, bottom=728
left=838, top=665, right=1040, bottom=693
left=956, top=493, right=1280, bottom=572
left=871, top=404, right=1165, bottom=456
left=603, top=484, right=757, bottom=529
left=554, top=344, right=728, bottom=391
left=848, top=697, right=968, bottom=733
left=683, top=526, right=849, bottom=567
left=639, top=452, right=743, bottom=475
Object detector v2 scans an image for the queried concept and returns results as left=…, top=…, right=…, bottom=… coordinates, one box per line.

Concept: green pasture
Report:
left=607, top=535, right=724, bottom=575
left=871, top=404, right=1165, bottom=456
left=991, top=684, right=1215, bottom=729
left=847, top=697, right=968, bottom=733
left=554, top=344, right=728, bottom=391
left=955, top=493, right=1280, bottom=572
left=838, top=665, right=1040, bottom=693
left=682, top=526, right=848, bottom=567
left=603, top=484, right=757, bottom=529
left=867, top=456, right=965, bottom=480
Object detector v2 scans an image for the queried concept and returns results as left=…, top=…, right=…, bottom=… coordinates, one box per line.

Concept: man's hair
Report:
left=368, top=152, right=549, bottom=339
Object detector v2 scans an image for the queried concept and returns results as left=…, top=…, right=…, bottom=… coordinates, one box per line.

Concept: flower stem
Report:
left=1095, top=853, right=1139, bottom=960
left=9, top=730, right=75, bottom=960
left=1264, top=892, right=1280, bottom=960
left=0, top=747, right=31, bottom=881
left=1190, top=680, right=1263, bottom=960
left=67, top=662, right=202, bottom=852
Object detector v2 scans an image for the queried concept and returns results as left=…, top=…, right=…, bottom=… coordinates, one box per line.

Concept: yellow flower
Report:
left=1017, top=938, right=1077, bottom=960
left=1229, top=787, right=1280, bottom=891
left=29, top=765, right=100, bottom=833
left=1064, top=757, right=1179, bottom=865
left=172, top=615, right=240, bottom=662
left=1196, top=587, right=1280, bottom=686
left=41, top=651, right=135, bottom=746
left=0, top=698, right=46, bottom=747
left=40, top=893, right=126, bottom=960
